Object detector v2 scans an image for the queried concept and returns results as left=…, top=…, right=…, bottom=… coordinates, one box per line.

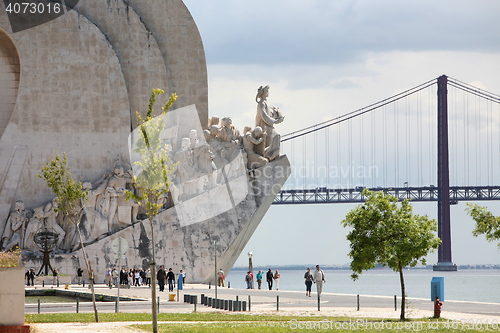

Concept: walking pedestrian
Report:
left=266, top=268, right=274, bottom=290
left=167, top=268, right=175, bottom=292
left=274, top=270, right=280, bottom=290
left=181, top=269, right=186, bottom=284
left=245, top=271, right=253, bottom=289
left=146, top=268, right=151, bottom=287
left=304, top=267, right=314, bottom=297
left=157, top=266, right=167, bottom=292
left=140, top=269, right=146, bottom=286
left=120, top=266, right=128, bottom=285
left=76, top=267, right=83, bottom=285
left=134, top=269, right=141, bottom=286
left=52, top=269, right=59, bottom=286
left=105, top=268, right=113, bottom=287
left=112, top=268, right=119, bottom=286
left=29, top=268, right=35, bottom=286
left=218, top=268, right=225, bottom=287
left=313, top=265, right=326, bottom=296
left=256, top=270, right=263, bottom=290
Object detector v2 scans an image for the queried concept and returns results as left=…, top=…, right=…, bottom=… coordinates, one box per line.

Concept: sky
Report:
left=182, top=0, right=500, bottom=268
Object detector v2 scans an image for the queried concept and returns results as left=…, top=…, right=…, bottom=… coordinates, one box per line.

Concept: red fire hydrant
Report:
left=434, top=297, right=443, bottom=318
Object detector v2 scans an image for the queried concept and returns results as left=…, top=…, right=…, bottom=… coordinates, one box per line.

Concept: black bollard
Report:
left=209, top=281, right=211, bottom=289
left=83, top=280, right=85, bottom=287
left=42, top=281, right=44, bottom=287
left=158, top=296, right=160, bottom=313
left=317, top=294, right=321, bottom=311
left=248, top=295, right=251, bottom=312
left=357, top=294, right=360, bottom=311
left=37, top=299, right=41, bottom=314
left=394, top=295, right=397, bottom=311
left=228, top=281, right=230, bottom=288
left=76, top=297, right=79, bottom=313
left=277, top=295, right=279, bottom=311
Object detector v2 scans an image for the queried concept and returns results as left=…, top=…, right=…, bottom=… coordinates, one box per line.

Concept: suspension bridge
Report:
left=273, top=75, right=500, bottom=271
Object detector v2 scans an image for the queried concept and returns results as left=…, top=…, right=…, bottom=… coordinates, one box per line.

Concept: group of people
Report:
left=107, top=267, right=151, bottom=287
left=24, top=268, right=36, bottom=286
left=304, top=265, right=327, bottom=297
left=244, top=269, right=281, bottom=290
left=74, top=266, right=186, bottom=291
left=156, top=266, right=185, bottom=292
left=243, top=265, right=327, bottom=296
left=24, top=267, right=60, bottom=286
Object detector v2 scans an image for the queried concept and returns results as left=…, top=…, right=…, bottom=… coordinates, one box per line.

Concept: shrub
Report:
left=0, top=247, right=22, bottom=267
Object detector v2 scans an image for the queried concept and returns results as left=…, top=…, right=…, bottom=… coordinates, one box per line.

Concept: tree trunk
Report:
left=150, top=216, right=158, bottom=333
left=75, top=219, right=99, bottom=323
left=398, top=262, right=406, bottom=321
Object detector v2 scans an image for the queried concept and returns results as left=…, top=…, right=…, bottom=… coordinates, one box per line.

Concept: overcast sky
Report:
left=183, top=0, right=500, bottom=268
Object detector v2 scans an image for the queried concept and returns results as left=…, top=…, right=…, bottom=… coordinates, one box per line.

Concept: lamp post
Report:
left=214, top=240, right=217, bottom=299
left=248, top=252, right=253, bottom=289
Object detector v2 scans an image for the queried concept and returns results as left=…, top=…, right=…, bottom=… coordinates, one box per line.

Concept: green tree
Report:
left=38, top=153, right=99, bottom=322
left=126, top=89, right=177, bottom=333
left=465, top=203, right=500, bottom=246
left=341, top=189, right=441, bottom=320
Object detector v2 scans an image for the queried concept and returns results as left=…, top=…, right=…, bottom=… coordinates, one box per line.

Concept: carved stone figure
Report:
left=42, top=199, right=65, bottom=250
left=23, top=206, right=44, bottom=252
left=102, top=163, right=138, bottom=230
left=243, top=126, right=269, bottom=169
left=1, top=200, right=27, bottom=251
left=208, top=115, right=220, bottom=129
left=218, top=117, right=236, bottom=143
left=174, top=138, right=198, bottom=198
left=81, top=181, right=109, bottom=243
left=255, top=85, right=284, bottom=149
left=264, top=130, right=281, bottom=162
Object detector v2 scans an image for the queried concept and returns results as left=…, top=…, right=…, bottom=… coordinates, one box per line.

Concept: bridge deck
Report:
left=273, top=186, right=500, bottom=204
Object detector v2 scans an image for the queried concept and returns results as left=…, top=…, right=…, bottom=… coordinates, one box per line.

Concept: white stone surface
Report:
left=0, top=266, right=24, bottom=325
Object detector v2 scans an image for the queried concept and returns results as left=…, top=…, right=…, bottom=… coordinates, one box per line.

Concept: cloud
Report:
left=186, top=0, right=500, bottom=66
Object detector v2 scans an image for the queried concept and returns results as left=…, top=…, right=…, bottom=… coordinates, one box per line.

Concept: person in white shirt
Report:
left=313, top=265, right=326, bottom=296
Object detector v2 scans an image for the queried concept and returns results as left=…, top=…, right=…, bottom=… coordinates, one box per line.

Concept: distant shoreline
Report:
left=231, top=264, right=500, bottom=271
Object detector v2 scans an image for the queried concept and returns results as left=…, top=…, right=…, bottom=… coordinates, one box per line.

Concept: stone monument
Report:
left=0, top=1, right=290, bottom=283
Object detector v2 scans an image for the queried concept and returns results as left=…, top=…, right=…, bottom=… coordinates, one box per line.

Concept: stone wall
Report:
left=23, top=156, right=291, bottom=283
left=0, top=0, right=207, bottom=214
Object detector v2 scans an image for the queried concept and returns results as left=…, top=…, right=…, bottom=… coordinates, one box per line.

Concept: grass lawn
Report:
left=26, top=312, right=498, bottom=332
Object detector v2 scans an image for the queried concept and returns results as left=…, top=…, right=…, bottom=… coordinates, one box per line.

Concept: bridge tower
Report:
left=434, top=75, right=457, bottom=271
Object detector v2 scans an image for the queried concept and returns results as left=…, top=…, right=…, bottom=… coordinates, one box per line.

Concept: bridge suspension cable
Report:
left=448, top=77, right=500, bottom=104
left=281, top=78, right=436, bottom=142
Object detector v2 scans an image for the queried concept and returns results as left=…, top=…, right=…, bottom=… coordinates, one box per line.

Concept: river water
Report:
left=225, top=268, right=500, bottom=303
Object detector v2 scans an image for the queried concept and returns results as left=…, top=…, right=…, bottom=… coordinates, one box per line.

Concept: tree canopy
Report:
left=342, top=189, right=441, bottom=320
left=38, top=153, right=87, bottom=222
left=126, top=89, right=177, bottom=218
left=465, top=203, right=500, bottom=246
